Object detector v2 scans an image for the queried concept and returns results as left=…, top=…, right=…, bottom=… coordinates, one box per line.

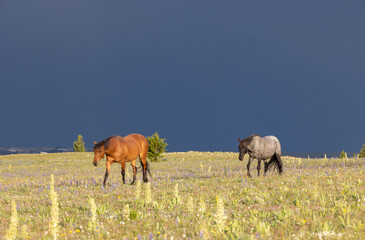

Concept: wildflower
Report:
left=174, top=184, right=180, bottom=204
left=49, top=174, right=60, bottom=240
left=187, top=197, right=194, bottom=215
left=145, top=182, right=152, bottom=203
left=123, top=204, right=130, bottom=220
left=5, top=200, right=18, bottom=240
left=88, top=197, right=98, bottom=231
left=136, top=180, right=141, bottom=199
left=199, top=198, right=206, bottom=215
left=174, top=184, right=179, bottom=198
left=213, top=196, right=227, bottom=232
left=20, top=225, right=28, bottom=239
left=208, top=166, right=212, bottom=175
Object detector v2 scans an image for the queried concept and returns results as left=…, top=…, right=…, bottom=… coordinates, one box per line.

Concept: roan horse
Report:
left=93, top=133, right=151, bottom=187
left=238, top=134, right=283, bottom=177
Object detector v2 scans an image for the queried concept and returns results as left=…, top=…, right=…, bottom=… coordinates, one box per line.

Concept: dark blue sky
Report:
left=1, top=1, right=364, bottom=153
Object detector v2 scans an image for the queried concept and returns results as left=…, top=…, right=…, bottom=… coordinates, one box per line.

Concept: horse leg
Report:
left=103, top=161, right=112, bottom=188
left=247, top=157, right=253, bottom=178
left=121, top=161, right=126, bottom=184
left=264, top=160, right=269, bottom=176
left=140, top=155, right=149, bottom=183
left=257, top=159, right=262, bottom=177
left=130, top=160, right=137, bottom=185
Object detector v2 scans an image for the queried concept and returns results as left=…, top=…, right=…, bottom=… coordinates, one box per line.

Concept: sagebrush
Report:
left=147, top=132, right=167, bottom=162
left=73, top=134, right=85, bottom=152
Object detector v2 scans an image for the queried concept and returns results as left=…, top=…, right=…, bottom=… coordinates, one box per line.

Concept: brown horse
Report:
left=93, top=133, right=151, bottom=187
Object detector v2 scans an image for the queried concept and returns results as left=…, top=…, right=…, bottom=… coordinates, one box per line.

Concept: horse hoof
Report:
left=130, top=181, right=135, bottom=185
left=143, top=179, right=149, bottom=183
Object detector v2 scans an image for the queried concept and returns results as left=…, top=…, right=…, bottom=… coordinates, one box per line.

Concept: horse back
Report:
left=263, top=136, right=281, bottom=155
left=120, top=134, right=148, bottom=160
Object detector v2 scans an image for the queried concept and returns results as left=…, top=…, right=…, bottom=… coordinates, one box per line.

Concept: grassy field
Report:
left=0, top=152, right=364, bottom=239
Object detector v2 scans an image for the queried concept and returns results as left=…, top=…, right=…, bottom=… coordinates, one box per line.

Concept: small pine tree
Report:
left=359, top=143, right=365, bottom=158
left=147, top=132, right=167, bottom=162
left=73, top=134, right=85, bottom=152
left=339, top=150, right=346, bottom=159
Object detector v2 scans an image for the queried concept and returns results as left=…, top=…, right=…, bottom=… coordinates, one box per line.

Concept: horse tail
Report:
left=139, top=156, right=152, bottom=178
left=272, top=136, right=283, bottom=174
left=146, top=161, right=152, bottom=178
left=266, top=153, right=283, bottom=174
left=275, top=153, right=283, bottom=174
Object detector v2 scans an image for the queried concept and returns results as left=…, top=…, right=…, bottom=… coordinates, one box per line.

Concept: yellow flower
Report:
left=69, top=230, right=73, bottom=233
left=118, top=196, right=122, bottom=199
left=76, top=229, right=80, bottom=233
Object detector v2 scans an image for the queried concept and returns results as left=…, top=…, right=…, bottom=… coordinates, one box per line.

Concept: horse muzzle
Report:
left=93, top=161, right=99, bottom=166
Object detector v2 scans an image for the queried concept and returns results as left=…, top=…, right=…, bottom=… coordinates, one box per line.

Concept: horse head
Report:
left=238, top=138, right=246, bottom=161
left=93, top=140, right=105, bottom=166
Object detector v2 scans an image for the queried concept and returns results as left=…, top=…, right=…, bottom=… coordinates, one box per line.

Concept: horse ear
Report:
left=238, top=138, right=241, bottom=142
left=93, top=141, right=97, bottom=145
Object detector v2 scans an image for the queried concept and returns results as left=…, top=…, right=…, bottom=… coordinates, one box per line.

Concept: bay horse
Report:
left=238, top=134, right=283, bottom=177
left=93, top=133, right=151, bottom=187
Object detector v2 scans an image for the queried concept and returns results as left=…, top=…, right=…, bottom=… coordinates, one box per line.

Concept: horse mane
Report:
left=242, top=134, right=260, bottom=146
left=94, top=135, right=119, bottom=150
left=246, top=134, right=260, bottom=140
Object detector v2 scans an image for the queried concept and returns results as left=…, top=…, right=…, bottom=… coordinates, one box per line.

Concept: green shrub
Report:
left=147, top=132, right=167, bottom=162
left=339, top=150, right=346, bottom=159
left=73, top=134, right=85, bottom=152
left=359, top=143, right=365, bottom=158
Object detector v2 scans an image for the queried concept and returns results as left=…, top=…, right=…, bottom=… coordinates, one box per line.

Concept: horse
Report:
left=93, top=133, right=151, bottom=187
left=238, top=134, right=283, bottom=177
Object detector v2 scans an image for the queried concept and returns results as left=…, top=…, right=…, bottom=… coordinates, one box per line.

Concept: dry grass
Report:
left=0, top=152, right=364, bottom=239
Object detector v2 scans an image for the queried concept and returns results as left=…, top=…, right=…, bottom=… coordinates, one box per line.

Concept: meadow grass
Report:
left=0, top=152, right=364, bottom=239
